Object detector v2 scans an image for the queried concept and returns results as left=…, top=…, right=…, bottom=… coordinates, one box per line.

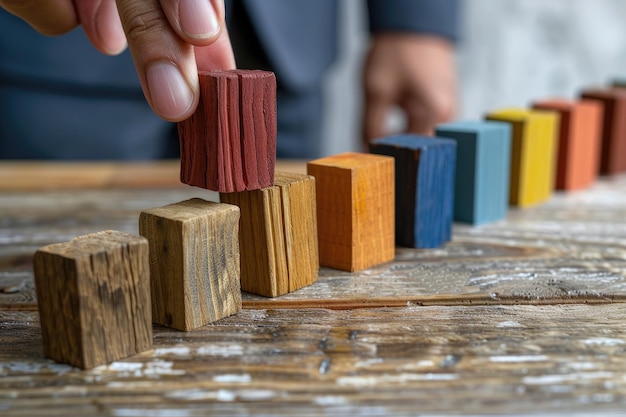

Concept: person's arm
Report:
left=0, top=0, right=235, bottom=121
left=363, top=0, right=460, bottom=144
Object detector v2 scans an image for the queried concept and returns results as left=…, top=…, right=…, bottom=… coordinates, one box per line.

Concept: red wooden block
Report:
left=178, top=70, right=277, bottom=192
left=235, top=70, right=277, bottom=190
left=580, top=88, right=626, bottom=175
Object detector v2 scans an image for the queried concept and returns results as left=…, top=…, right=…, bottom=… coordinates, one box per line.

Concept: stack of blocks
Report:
left=34, top=70, right=626, bottom=370
left=370, top=136, right=456, bottom=248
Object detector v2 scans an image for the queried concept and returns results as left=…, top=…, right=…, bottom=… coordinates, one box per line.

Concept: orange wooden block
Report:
left=307, top=152, right=395, bottom=272
left=533, top=99, right=602, bottom=191
left=580, top=88, right=626, bottom=175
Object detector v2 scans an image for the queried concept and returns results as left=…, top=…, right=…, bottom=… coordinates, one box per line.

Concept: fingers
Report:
left=0, top=0, right=78, bottom=36
left=116, top=0, right=232, bottom=121
left=362, top=93, right=393, bottom=148
left=159, top=0, right=223, bottom=44
left=75, top=0, right=127, bottom=55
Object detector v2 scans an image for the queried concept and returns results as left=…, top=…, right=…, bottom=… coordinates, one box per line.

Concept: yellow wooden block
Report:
left=307, top=152, right=395, bottom=272
left=486, top=108, right=558, bottom=208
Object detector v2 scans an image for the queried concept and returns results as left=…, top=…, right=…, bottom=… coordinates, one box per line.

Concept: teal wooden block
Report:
left=370, top=135, right=456, bottom=249
left=436, top=121, right=511, bottom=225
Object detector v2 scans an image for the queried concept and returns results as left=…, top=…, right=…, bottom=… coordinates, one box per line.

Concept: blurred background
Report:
left=322, top=0, right=626, bottom=155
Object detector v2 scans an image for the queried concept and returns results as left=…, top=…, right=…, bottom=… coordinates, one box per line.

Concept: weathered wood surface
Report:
left=1, top=163, right=626, bottom=415
left=3, top=305, right=626, bottom=415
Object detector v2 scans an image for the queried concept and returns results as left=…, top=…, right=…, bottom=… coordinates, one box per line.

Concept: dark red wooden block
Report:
left=580, top=88, right=626, bottom=175
left=178, top=70, right=277, bottom=192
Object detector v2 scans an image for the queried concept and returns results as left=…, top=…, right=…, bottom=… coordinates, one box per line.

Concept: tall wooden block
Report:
left=580, top=88, right=626, bottom=175
left=139, top=199, right=241, bottom=331
left=370, top=136, right=456, bottom=248
left=486, top=108, right=558, bottom=208
left=33, top=231, right=152, bottom=369
left=532, top=99, right=602, bottom=191
left=220, top=172, right=318, bottom=297
left=307, top=153, right=394, bottom=272
left=436, top=121, right=511, bottom=225
left=178, top=70, right=277, bottom=192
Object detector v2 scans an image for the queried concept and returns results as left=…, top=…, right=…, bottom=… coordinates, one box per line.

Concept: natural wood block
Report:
left=220, top=172, right=318, bottom=297
left=139, top=199, right=241, bottom=331
left=436, top=122, right=511, bottom=225
left=178, top=70, right=277, bottom=192
left=370, top=136, right=456, bottom=248
left=307, top=152, right=394, bottom=272
left=33, top=231, right=152, bottom=369
left=486, top=108, right=558, bottom=208
left=533, top=99, right=602, bottom=191
left=580, top=88, right=626, bottom=175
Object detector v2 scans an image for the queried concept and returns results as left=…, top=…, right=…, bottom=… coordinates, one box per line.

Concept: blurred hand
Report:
left=0, top=0, right=235, bottom=121
left=362, top=33, right=457, bottom=146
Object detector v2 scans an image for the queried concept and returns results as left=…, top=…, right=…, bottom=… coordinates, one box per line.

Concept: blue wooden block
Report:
left=436, top=121, right=511, bottom=225
left=370, top=135, right=456, bottom=249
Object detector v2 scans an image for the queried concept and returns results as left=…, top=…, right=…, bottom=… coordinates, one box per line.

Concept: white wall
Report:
left=322, top=0, right=626, bottom=155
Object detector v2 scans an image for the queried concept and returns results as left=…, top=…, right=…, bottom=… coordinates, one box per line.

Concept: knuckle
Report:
left=120, top=7, right=166, bottom=45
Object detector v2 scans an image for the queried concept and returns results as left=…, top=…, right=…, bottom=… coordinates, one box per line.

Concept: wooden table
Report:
left=1, top=161, right=626, bottom=416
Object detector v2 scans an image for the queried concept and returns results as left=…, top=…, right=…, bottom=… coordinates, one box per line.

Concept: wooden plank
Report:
left=580, top=88, right=626, bottom=175
left=139, top=199, right=241, bottom=331
left=533, top=99, right=602, bottom=191
left=220, top=172, right=318, bottom=297
left=486, top=108, right=558, bottom=207
left=307, top=152, right=395, bottom=272
left=3, top=305, right=626, bottom=415
left=32, top=231, right=152, bottom=369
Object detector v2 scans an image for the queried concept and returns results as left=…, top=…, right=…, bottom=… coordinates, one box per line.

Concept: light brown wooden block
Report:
left=139, top=199, right=241, bottom=331
left=33, top=231, right=152, bottom=369
left=220, top=172, right=318, bottom=297
left=307, top=152, right=395, bottom=272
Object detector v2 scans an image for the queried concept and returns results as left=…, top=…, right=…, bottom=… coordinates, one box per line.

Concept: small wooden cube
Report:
left=139, top=199, right=241, bottom=331
left=220, top=172, right=319, bottom=297
left=532, top=99, right=602, bottom=191
left=307, top=152, right=394, bottom=272
left=486, top=108, right=558, bottom=208
left=33, top=231, right=152, bottom=369
left=178, top=70, right=277, bottom=192
left=580, top=88, right=626, bottom=175
left=436, top=121, right=511, bottom=225
left=370, top=136, right=456, bottom=248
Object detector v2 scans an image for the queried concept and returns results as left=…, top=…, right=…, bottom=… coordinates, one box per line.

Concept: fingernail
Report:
left=179, top=0, right=220, bottom=39
left=146, top=62, right=194, bottom=120
left=96, top=0, right=127, bottom=55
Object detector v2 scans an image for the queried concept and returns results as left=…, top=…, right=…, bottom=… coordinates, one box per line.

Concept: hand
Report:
left=362, top=33, right=457, bottom=146
left=0, top=0, right=235, bottom=121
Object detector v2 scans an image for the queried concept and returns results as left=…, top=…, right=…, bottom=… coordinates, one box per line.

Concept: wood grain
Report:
left=371, top=135, right=457, bottom=247
left=178, top=70, right=277, bottom=193
left=139, top=199, right=241, bottom=331
left=32, top=231, right=152, bottom=369
left=533, top=99, right=602, bottom=191
left=307, top=153, right=395, bottom=272
left=486, top=108, right=558, bottom=207
left=220, top=172, right=318, bottom=297
left=3, top=305, right=626, bottom=415
left=580, top=88, right=626, bottom=175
